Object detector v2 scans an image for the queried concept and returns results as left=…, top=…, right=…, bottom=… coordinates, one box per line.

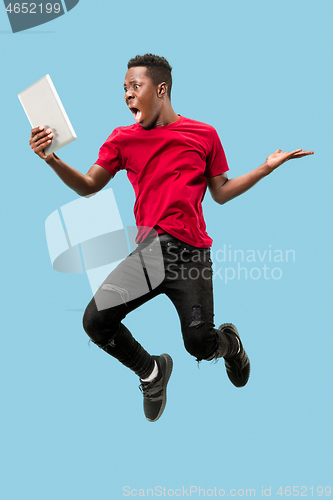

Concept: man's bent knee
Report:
left=183, top=326, right=216, bottom=360
left=82, top=301, right=119, bottom=346
left=182, top=304, right=217, bottom=360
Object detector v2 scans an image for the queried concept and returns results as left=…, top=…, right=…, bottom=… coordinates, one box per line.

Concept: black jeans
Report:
left=83, top=233, right=232, bottom=378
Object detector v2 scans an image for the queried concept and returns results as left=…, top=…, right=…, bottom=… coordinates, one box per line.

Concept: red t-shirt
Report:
left=95, top=115, right=229, bottom=247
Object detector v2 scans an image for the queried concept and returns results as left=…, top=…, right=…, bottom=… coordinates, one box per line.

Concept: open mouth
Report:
left=130, top=107, right=142, bottom=123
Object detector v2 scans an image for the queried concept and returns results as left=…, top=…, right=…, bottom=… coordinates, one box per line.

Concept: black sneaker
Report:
left=139, top=354, right=173, bottom=422
left=218, top=323, right=250, bottom=388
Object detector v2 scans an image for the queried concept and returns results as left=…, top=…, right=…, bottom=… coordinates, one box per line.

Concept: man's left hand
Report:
left=266, top=149, right=314, bottom=171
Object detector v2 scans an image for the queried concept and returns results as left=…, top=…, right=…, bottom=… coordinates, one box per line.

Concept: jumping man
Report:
left=29, top=54, right=314, bottom=422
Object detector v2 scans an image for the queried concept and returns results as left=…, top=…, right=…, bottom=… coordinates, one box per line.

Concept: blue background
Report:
left=1, top=0, right=332, bottom=498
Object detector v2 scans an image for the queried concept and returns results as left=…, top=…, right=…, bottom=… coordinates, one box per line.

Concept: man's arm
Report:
left=208, top=148, right=314, bottom=205
left=29, top=126, right=113, bottom=196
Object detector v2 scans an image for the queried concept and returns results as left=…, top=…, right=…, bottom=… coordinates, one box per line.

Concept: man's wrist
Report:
left=261, top=161, right=273, bottom=177
left=44, top=153, right=57, bottom=165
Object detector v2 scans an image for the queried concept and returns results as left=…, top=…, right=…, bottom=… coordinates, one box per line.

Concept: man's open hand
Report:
left=266, top=149, right=314, bottom=171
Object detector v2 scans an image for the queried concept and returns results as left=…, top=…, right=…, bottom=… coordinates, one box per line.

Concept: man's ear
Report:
left=157, top=82, right=168, bottom=97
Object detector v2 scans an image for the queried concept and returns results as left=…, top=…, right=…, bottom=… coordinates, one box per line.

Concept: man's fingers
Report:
left=36, top=139, right=52, bottom=151
left=31, top=125, right=44, bottom=134
left=30, top=126, right=45, bottom=141
left=35, top=134, right=53, bottom=148
left=30, top=131, right=53, bottom=149
left=34, top=142, right=51, bottom=159
left=34, top=140, right=52, bottom=158
left=283, top=149, right=302, bottom=159
left=289, top=149, right=314, bottom=156
left=30, top=127, right=52, bottom=143
left=29, top=125, right=53, bottom=159
left=284, top=149, right=314, bottom=161
left=289, top=151, right=314, bottom=159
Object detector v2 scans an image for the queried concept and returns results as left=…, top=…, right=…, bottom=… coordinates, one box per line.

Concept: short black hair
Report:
left=127, top=53, right=173, bottom=98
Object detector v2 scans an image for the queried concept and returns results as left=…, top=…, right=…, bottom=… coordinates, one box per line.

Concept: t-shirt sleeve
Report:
left=205, top=127, right=229, bottom=178
left=94, top=128, right=124, bottom=177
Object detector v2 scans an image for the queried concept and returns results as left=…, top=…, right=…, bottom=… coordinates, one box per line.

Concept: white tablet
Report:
left=18, top=74, right=77, bottom=155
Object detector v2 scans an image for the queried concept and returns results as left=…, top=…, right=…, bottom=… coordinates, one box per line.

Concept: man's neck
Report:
left=156, top=104, right=179, bottom=127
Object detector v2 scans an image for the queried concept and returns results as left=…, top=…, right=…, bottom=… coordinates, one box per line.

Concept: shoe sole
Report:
left=147, top=353, right=173, bottom=422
